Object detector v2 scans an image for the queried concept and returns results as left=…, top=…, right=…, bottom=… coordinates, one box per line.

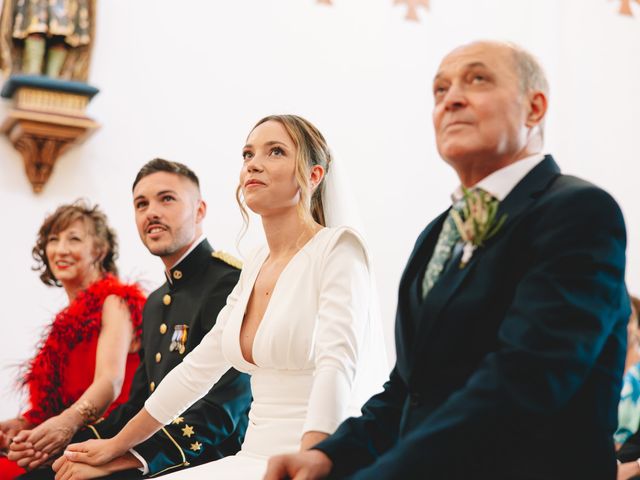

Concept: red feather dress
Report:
left=0, top=275, right=145, bottom=478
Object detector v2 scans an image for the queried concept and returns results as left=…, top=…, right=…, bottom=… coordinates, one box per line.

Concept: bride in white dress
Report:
left=53, top=115, right=388, bottom=479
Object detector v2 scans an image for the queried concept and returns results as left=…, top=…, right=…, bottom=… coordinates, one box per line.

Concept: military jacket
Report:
left=77, top=240, right=251, bottom=477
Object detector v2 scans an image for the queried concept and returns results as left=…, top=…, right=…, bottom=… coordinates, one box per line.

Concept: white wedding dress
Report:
left=145, top=226, right=388, bottom=479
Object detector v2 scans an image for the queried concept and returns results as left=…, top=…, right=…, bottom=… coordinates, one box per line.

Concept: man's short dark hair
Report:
left=132, top=158, right=200, bottom=191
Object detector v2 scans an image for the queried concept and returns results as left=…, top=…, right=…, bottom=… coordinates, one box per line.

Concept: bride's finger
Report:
left=64, top=441, right=88, bottom=452
left=63, top=448, right=94, bottom=464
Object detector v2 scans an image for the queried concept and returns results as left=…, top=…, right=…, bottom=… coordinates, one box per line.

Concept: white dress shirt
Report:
left=452, top=153, right=546, bottom=203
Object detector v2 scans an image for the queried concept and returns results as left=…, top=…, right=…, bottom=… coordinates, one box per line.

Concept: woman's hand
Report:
left=8, top=412, right=78, bottom=469
left=53, top=455, right=113, bottom=480
left=60, top=408, right=162, bottom=468
left=7, top=433, right=50, bottom=470
left=21, top=412, right=79, bottom=455
left=0, top=417, right=28, bottom=450
left=62, top=438, right=126, bottom=466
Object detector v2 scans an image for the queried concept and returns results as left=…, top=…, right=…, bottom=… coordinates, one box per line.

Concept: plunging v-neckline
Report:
left=239, top=228, right=326, bottom=366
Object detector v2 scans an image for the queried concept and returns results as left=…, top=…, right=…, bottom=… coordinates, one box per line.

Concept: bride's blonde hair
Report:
left=236, top=114, right=333, bottom=228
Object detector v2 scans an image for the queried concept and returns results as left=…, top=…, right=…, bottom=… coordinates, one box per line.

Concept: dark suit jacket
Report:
left=315, top=156, right=630, bottom=480
left=72, top=240, right=252, bottom=477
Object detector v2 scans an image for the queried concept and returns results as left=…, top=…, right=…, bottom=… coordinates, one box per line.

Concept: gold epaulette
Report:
left=211, top=250, right=243, bottom=269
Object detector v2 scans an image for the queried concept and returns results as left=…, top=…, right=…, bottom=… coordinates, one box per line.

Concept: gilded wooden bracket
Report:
left=1, top=75, right=100, bottom=193
left=15, top=135, right=66, bottom=194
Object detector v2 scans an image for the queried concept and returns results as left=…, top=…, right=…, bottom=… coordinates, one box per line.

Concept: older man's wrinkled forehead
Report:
left=434, top=41, right=520, bottom=84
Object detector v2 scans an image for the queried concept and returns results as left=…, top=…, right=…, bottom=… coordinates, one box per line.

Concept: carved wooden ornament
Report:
left=0, top=76, right=99, bottom=193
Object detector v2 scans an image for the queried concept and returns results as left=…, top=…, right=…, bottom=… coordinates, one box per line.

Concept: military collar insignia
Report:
left=166, top=239, right=214, bottom=288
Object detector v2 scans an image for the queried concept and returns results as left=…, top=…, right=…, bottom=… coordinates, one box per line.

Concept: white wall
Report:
left=1, top=0, right=639, bottom=419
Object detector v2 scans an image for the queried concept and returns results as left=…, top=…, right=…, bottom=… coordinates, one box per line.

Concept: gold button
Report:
left=150, top=381, right=155, bottom=392
left=160, top=323, right=168, bottom=334
left=155, top=352, right=162, bottom=363
left=173, top=270, right=183, bottom=280
left=163, top=294, right=171, bottom=306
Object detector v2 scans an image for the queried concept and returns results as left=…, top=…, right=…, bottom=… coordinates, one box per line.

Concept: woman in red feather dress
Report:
left=0, top=201, right=145, bottom=478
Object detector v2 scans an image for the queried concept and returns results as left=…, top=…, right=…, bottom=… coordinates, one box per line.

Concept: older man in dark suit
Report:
left=264, top=41, right=630, bottom=480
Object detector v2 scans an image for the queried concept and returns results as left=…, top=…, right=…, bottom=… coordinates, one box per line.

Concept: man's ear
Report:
left=195, top=199, right=207, bottom=224
left=309, top=165, right=325, bottom=192
left=526, top=91, right=548, bottom=128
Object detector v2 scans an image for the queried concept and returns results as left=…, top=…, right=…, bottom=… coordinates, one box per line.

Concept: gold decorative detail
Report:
left=16, top=88, right=89, bottom=116
left=13, top=134, right=63, bottom=192
left=87, top=424, right=101, bottom=439
left=163, top=294, right=171, bottom=306
left=394, top=0, right=430, bottom=21
left=1, top=111, right=97, bottom=192
left=181, top=425, right=195, bottom=438
left=171, top=417, right=185, bottom=425
left=155, top=352, right=162, bottom=363
left=74, top=399, right=98, bottom=425
left=152, top=427, right=189, bottom=477
left=172, top=270, right=183, bottom=280
left=211, top=251, right=243, bottom=269
left=189, top=441, right=202, bottom=452
left=0, top=88, right=99, bottom=193
left=159, top=323, right=168, bottom=334
left=150, top=381, right=155, bottom=392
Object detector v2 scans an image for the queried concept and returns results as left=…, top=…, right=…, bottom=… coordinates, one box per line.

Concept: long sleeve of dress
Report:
left=303, top=230, right=371, bottom=435
left=144, top=271, right=244, bottom=425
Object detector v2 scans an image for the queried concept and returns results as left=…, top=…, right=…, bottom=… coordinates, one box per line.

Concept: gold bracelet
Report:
left=74, top=399, right=99, bottom=425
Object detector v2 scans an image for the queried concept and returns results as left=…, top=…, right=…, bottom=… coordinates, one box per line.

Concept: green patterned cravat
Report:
left=421, top=203, right=463, bottom=299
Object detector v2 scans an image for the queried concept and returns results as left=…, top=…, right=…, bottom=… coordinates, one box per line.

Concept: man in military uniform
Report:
left=15, top=158, right=251, bottom=478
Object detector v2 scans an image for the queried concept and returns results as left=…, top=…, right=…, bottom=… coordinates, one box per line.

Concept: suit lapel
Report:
left=410, top=156, right=562, bottom=362
left=395, top=212, right=448, bottom=371
left=400, top=212, right=448, bottom=291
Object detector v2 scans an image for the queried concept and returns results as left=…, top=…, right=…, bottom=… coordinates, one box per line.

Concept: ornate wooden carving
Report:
left=17, top=137, right=58, bottom=193
left=13, top=132, right=68, bottom=193
left=1, top=76, right=99, bottom=193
